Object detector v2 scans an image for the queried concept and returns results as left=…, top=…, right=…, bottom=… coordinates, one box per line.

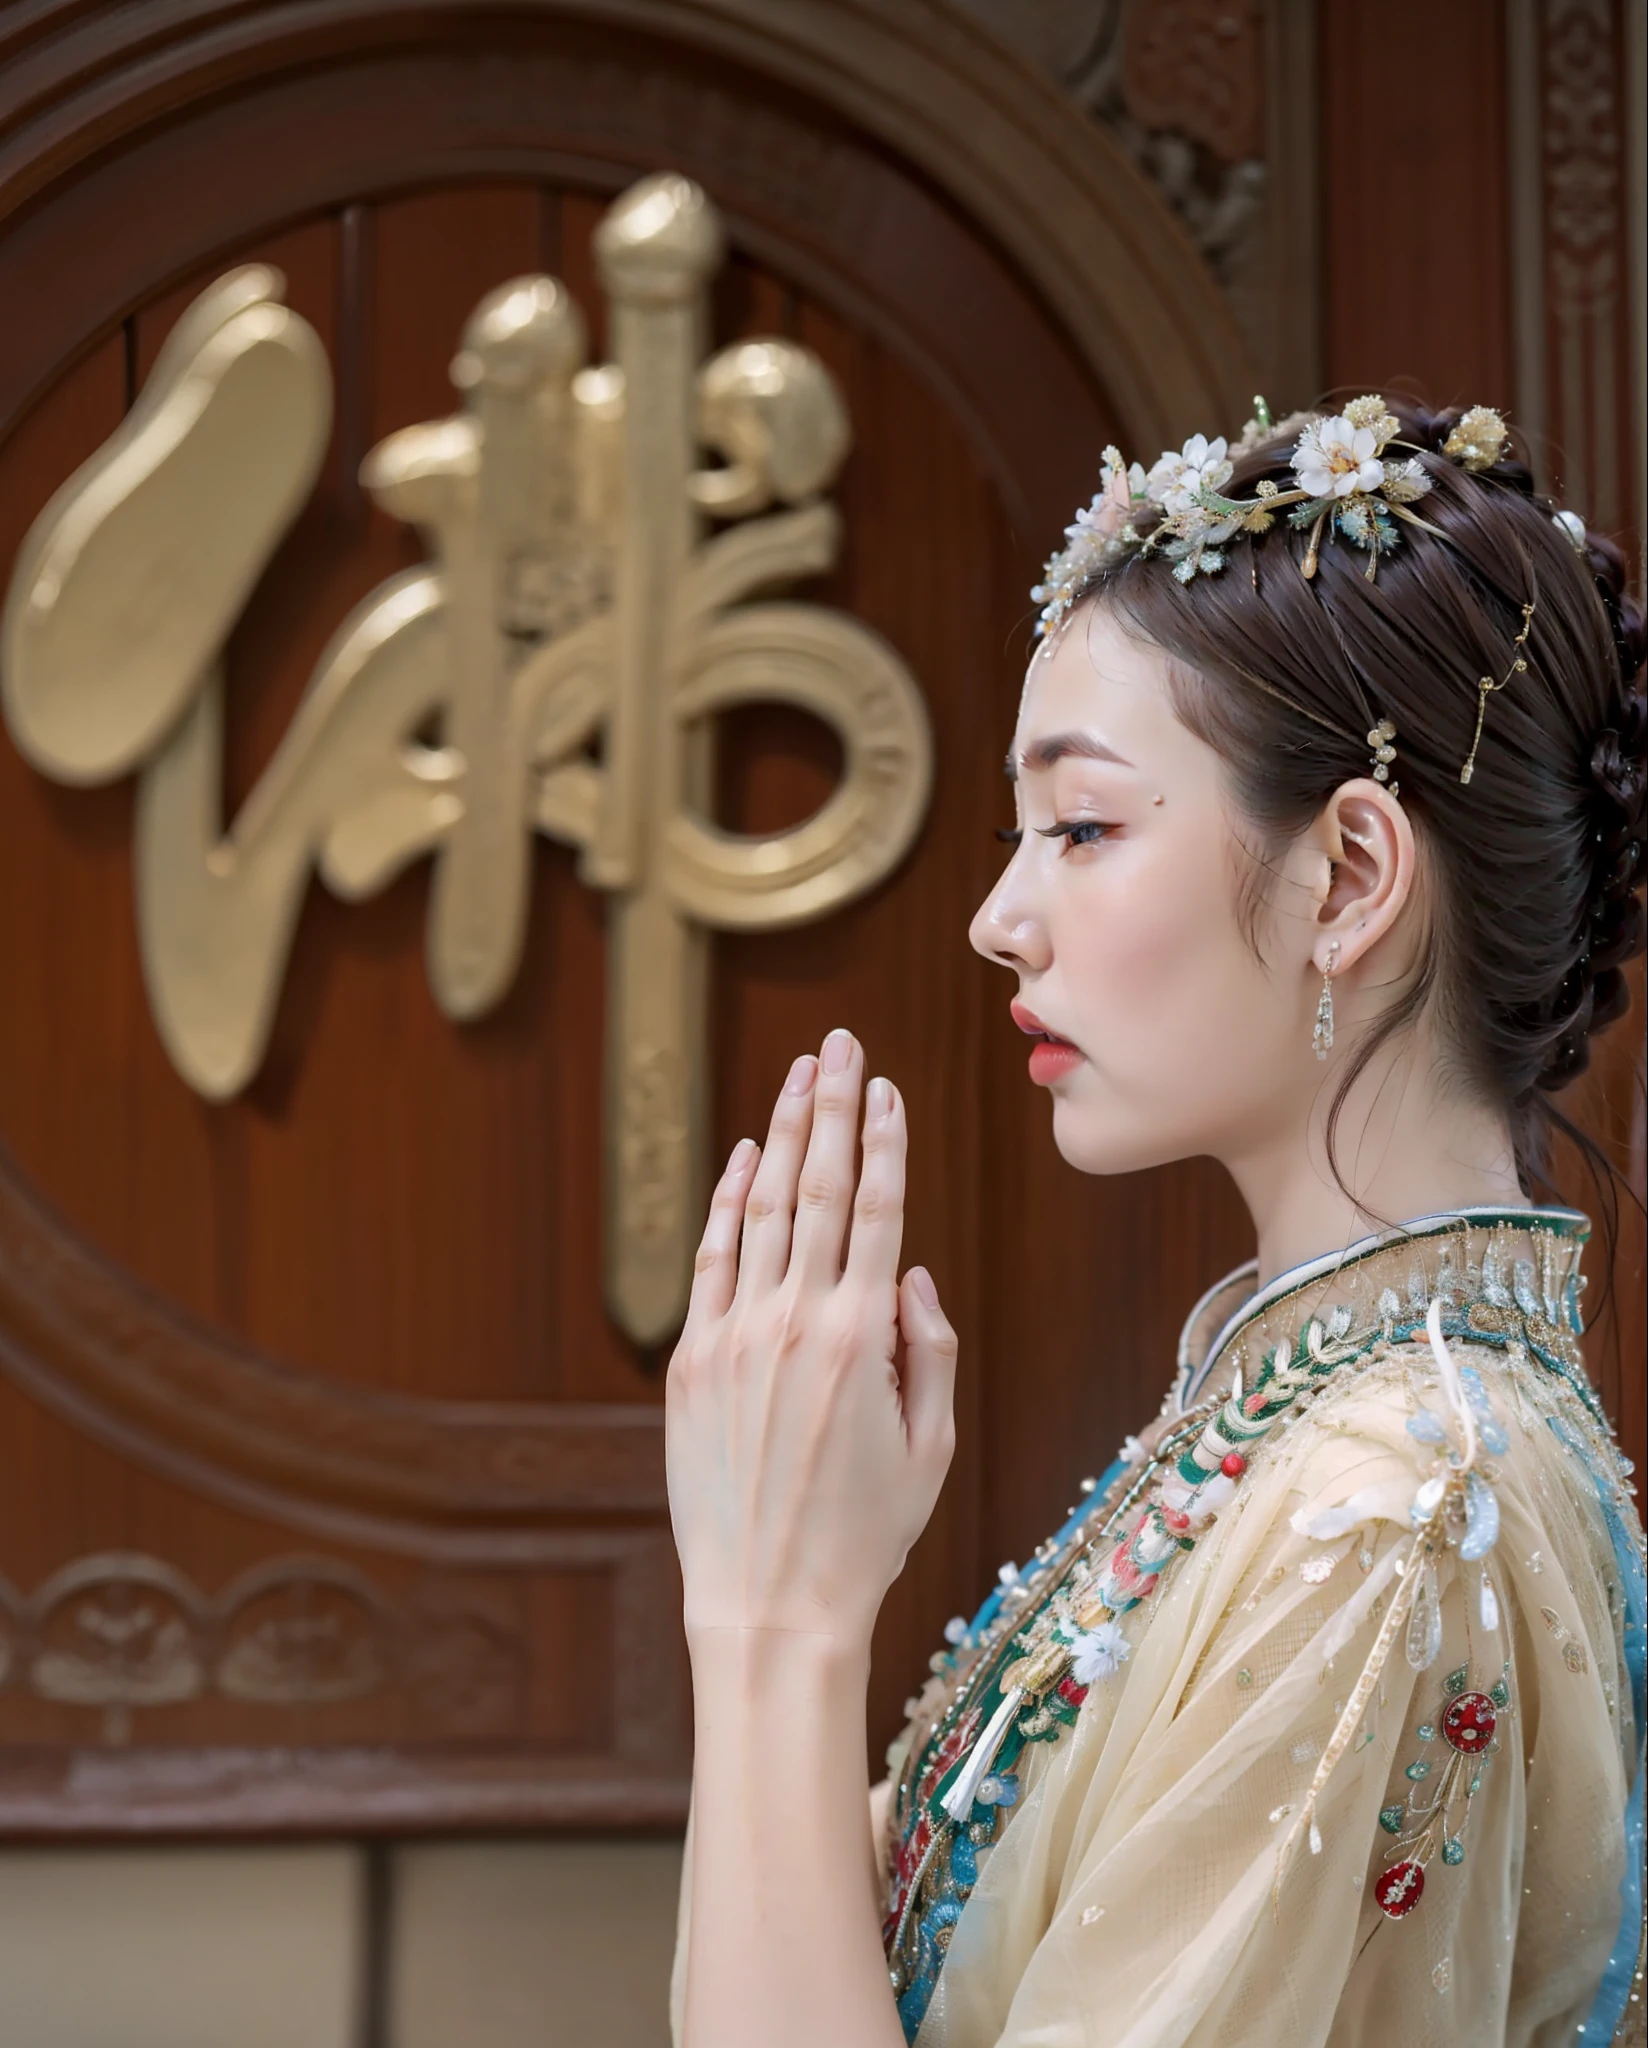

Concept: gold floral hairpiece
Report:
left=1030, top=397, right=1537, bottom=793
left=1031, top=393, right=1511, bottom=636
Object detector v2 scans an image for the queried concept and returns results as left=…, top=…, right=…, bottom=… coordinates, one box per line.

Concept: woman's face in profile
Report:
left=968, top=602, right=1327, bottom=1178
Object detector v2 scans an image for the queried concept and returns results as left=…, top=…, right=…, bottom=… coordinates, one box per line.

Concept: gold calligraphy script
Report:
left=0, top=173, right=932, bottom=1344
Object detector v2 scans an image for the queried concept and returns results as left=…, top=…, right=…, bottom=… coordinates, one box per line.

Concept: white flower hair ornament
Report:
left=1029, top=445, right=1148, bottom=633
left=1032, top=395, right=1513, bottom=641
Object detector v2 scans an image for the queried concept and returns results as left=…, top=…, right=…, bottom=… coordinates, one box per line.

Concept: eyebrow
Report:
left=1004, top=731, right=1135, bottom=779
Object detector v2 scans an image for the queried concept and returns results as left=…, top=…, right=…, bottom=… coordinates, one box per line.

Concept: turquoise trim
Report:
left=956, top=1457, right=1128, bottom=1651
left=1550, top=1416, right=1646, bottom=2044
left=892, top=1458, right=1129, bottom=2043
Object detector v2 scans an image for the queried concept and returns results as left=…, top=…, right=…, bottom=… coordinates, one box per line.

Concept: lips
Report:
left=1010, top=998, right=1077, bottom=1048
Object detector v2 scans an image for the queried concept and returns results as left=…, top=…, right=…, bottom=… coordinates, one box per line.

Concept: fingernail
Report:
left=867, top=1076, right=892, bottom=1121
left=728, top=1138, right=757, bottom=1172
left=822, top=1029, right=853, bottom=1075
left=784, top=1054, right=817, bottom=1096
left=910, top=1266, right=939, bottom=1310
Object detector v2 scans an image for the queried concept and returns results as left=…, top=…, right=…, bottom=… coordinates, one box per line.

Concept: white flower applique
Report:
left=1030, top=446, right=1147, bottom=637
left=1284, top=395, right=1441, bottom=580
left=1291, top=414, right=1385, bottom=499
left=1067, top=1620, right=1131, bottom=1686
left=1146, top=433, right=1234, bottom=516
left=1143, top=433, right=1246, bottom=584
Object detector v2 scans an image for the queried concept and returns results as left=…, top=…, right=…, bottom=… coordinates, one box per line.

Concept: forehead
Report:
left=1012, top=604, right=1175, bottom=759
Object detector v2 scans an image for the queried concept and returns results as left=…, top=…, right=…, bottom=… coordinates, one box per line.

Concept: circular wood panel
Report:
left=0, top=7, right=1260, bottom=1816
left=0, top=151, right=1117, bottom=1402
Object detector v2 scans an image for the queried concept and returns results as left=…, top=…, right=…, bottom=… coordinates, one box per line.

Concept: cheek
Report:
left=1062, top=893, right=1179, bottom=999
left=1064, top=827, right=1243, bottom=1003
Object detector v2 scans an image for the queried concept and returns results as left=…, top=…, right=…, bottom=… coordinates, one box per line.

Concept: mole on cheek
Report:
left=1152, top=795, right=1165, bottom=806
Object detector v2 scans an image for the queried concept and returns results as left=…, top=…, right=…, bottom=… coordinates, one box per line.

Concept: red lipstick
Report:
left=1009, top=1000, right=1086, bottom=1085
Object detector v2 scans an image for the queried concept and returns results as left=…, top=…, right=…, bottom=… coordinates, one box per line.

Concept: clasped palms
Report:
left=665, top=1029, right=958, bottom=1654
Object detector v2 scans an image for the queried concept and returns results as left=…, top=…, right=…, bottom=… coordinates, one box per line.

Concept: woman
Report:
left=665, top=398, right=1646, bottom=2046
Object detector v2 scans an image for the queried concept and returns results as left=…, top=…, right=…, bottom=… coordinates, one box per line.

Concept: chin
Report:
left=1047, top=1093, right=1188, bottom=1178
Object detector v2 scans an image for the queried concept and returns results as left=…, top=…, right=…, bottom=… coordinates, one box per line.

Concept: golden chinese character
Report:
left=1, top=172, right=932, bottom=1343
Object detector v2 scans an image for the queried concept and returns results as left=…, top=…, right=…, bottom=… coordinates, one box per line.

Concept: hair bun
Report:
left=1590, top=721, right=1647, bottom=824
left=1540, top=1031, right=1588, bottom=1090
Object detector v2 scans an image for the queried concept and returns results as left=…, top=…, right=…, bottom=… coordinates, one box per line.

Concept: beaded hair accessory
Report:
left=1032, top=394, right=1511, bottom=633
left=1031, top=396, right=1530, bottom=790
left=1460, top=601, right=1535, bottom=786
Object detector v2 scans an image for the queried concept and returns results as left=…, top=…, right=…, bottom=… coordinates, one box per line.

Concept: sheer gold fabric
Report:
left=671, top=1217, right=1642, bottom=2046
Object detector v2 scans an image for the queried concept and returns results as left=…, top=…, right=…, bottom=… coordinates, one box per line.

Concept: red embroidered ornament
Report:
left=1441, top=1691, right=1497, bottom=1753
left=884, top=1811, right=934, bottom=1943
left=1374, top=1859, right=1426, bottom=1919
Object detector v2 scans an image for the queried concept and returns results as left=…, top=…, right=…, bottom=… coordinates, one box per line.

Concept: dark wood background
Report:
left=0, top=0, right=1640, bottom=1836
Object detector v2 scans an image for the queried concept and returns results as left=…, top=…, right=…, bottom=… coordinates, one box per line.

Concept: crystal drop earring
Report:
left=1312, top=941, right=1340, bottom=1061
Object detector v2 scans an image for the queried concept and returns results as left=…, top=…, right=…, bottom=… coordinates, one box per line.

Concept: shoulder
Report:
left=1283, top=1328, right=1635, bottom=1530
left=1189, top=1338, right=1441, bottom=1547
left=1176, top=1331, right=1584, bottom=1598
left=1227, top=1318, right=1616, bottom=1494
left=1198, top=1328, right=1638, bottom=1664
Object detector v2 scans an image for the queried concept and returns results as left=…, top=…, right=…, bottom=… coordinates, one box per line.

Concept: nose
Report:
left=968, top=863, right=1051, bottom=973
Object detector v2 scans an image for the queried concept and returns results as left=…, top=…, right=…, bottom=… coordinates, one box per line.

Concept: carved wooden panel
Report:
left=0, top=0, right=1253, bottom=1834
left=5, top=0, right=1632, bottom=1842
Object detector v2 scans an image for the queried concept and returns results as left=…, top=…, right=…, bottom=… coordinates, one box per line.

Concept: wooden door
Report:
left=0, top=1, right=1291, bottom=1833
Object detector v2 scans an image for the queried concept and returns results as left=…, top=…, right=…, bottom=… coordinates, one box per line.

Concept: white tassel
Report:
left=940, top=1687, right=1026, bottom=1823
left=1480, top=1570, right=1499, bottom=1633
left=1425, top=1297, right=1477, bottom=1471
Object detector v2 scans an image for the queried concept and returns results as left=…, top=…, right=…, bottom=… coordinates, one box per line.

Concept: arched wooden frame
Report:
left=0, top=0, right=1256, bottom=1564
left=0, top=0, right=1251, bottom=447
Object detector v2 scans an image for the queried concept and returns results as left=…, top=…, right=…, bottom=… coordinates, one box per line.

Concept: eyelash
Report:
left=994, top=820, right=1115, bottom=850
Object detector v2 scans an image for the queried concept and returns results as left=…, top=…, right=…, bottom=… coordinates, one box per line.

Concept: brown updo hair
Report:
left=1069, top=396, right=1646, bottom=1207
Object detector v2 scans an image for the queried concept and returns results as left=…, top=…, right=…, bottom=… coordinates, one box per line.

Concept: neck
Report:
left=1221, top=1026, right=1531, bottom=1290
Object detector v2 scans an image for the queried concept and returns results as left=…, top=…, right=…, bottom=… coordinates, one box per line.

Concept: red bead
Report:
left=1221, top=1452, right=1247, bottom=1478
left=1161, top=1508, right=1191, bottom=1532
left=1374, top=1859, right=1426, bottom=1918
left=1442, top=1692, right=1497, bottom=1754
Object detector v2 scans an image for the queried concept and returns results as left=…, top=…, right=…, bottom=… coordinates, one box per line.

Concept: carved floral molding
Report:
left=0, top=1552, right=526, bottom=1746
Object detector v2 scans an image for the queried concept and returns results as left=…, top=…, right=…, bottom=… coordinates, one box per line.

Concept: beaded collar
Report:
left=1173, top=1204, right=1593, bottom=1417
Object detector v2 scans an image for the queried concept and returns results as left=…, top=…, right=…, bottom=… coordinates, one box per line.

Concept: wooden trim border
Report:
left=0, top=0, right=1254, bottom=452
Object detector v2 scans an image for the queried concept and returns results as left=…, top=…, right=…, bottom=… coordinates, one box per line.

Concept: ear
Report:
left=1302, top=777, right=1417, bottom=974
